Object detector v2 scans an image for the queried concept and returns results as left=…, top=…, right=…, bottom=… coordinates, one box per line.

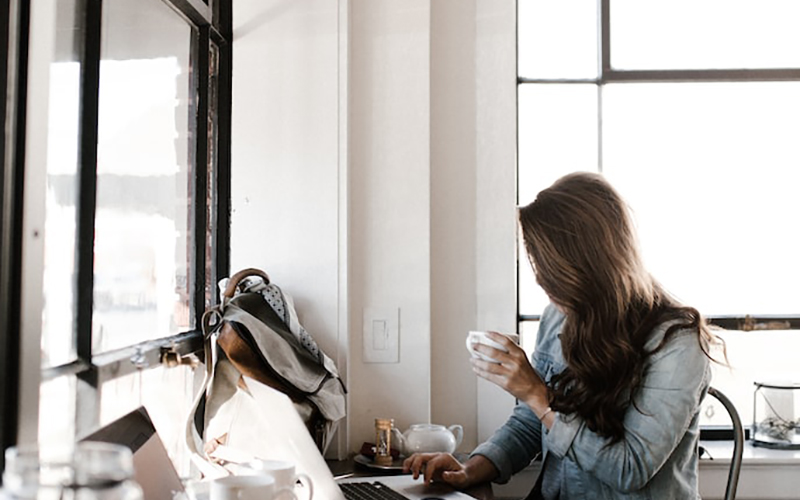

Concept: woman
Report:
left=404, top=172, right=723, bottom=499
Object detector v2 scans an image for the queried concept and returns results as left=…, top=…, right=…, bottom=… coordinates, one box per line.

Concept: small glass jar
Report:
left=2, top=441, right=144, bottom=500
left=752, top=381, right=800, bottom=449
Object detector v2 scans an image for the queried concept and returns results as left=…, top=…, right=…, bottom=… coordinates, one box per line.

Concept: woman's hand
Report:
left=402, top=453, right=469, bottom=487
left=470, top=332, right=550, bottom=415
left=402, top=453, right=498, bottom=489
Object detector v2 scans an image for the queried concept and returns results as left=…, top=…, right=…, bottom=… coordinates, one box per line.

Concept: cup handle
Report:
left=465, top=335, right=476, bottom=355
left=295, top=473, right=314, bottom=500
left=448, top=424, right=464, bottom=449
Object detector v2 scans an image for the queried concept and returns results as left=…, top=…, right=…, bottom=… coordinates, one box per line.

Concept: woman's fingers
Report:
left=472, top=332, right=524, bottom=362
left=402, top=452, right=439, bottom=479
left=484, top=330, right=513, bottom=347
left=470, top=358, right=510, bottom=389
left=402, top=453, right=423, bottom=478
left=471, top=347, right=546, bottom=403
left=402, top=453, right=465, bottom=485
left=421, top=453, right=463, bottom=485
left=471, top=344, right=523, bottom=369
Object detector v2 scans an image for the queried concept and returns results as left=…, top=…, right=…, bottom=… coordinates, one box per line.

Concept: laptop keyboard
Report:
left=340, top=481, right=411, bottom=500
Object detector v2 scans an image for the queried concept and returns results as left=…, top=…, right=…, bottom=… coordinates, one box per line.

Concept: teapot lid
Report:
left=408, top=423, right=446, bottom=430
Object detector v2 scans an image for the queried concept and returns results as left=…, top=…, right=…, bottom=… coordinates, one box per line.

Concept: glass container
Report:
left=752, top=381, right=800, bottom=449
left=2, top=441, right=143, bottom=500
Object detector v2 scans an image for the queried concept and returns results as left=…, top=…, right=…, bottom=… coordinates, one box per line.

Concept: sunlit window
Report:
left=603, top=82, right=800, bottom=317
left=31, top=0, right=230, bottom=462
left=611, top=0, right=800, bottom=70
left=518, top=0, right=800, bottom=428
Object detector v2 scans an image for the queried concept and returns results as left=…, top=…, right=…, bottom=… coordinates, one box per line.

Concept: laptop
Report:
left=80, top=407, right=186, bottom=500
left=211, top=375, right=475, bottom=500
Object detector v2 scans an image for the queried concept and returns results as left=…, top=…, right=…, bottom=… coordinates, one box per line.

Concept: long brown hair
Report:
left=518, top=172, right=720, bottom=442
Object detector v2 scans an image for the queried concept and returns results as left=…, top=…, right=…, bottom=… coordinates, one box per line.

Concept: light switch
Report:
left=363, top=307, right=399, bottom=363
left=372, top=320, right=387, bottom=350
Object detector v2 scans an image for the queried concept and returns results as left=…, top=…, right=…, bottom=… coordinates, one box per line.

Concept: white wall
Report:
left=232, top=1, right=800, bottom=496
left=230, top=0, right=348, bottom=455
left=230, top=0, right=342, bottom=359
left=430, top=0, right=519, bottom=446
left=471, top=0, right=519, bottom=443
left=430, top=0, right=480, bottom=447
left=231, top=0, right=518, bottom=457
left=348, top=0, right=434, bottom=447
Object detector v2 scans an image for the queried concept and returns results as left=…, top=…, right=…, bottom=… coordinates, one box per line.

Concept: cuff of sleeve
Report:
left=469, top=441, right=513, bottom=484
left=543, top=413, right=581, bottom=458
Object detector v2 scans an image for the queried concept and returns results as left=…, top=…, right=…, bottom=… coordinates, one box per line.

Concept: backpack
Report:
left=185, top=268, right=347, bottom=472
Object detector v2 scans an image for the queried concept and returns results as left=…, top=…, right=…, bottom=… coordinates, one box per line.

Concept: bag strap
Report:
left=185, top=268, right=270, bottom=473
left=223, top=268, right=270, bottom=300
left=185, top=308, right=219, bottom=458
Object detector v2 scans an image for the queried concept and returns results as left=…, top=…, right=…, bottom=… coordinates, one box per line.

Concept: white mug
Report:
left=242, top=459, right=313, bottom=500
left=466, top=330, right=520, bottom=363
left=210, top=475, right=281, bottom=500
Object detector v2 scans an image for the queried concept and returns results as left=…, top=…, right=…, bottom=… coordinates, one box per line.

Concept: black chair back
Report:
left=707, top=386, right=744, bottom=500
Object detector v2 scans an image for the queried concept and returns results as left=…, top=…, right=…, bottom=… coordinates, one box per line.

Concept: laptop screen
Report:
left=80, top=407, right=185, bottom=500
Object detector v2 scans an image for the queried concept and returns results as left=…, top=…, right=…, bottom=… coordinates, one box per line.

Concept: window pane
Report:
left=518, top=0, right=598, bottom=79
left=518, top=85, right=599, bottom=204
left=519, top=320, right=540, bottom=360
left=703, top=329, right=800, bottom=428
left=100, top=364, right=197, bottom=476
left=518, top=84, right=598, bottom=316
left=519, top=238, right=550, bottom=318
left=93, top=0, right=195, bottom=352
left=41, top=0, right=80, bottom=368
left=602, top=82, right=800, bottom=316
left=611, top=0, right=800, bottom=70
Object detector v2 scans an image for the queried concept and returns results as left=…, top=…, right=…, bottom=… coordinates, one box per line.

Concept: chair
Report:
left=706, top=386, right=744, bottom=500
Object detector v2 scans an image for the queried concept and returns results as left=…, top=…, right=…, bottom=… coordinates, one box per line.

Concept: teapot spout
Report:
left=390, top=427, right=406, bottom=455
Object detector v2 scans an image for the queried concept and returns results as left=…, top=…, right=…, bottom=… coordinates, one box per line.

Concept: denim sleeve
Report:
left=470, top=402, right=543, bottom=483
left=468, top=305, right=564, bottom=483
left=544, top=329, right=711, bottom=493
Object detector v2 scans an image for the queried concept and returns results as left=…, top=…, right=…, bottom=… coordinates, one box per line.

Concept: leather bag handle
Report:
left=223, top=268, right=270, bottom=299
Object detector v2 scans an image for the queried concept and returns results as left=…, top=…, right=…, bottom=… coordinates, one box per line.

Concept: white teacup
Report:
left=466, top=330, right=520, bottom=363
left=210, top=475, right=280, bottom=500
left=242, top=459, right=312, bottom=500
left=184, top=479, right=211, bottom=500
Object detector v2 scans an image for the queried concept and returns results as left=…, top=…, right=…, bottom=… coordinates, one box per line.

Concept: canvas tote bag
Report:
left=185, top=268, right=346, bottom=473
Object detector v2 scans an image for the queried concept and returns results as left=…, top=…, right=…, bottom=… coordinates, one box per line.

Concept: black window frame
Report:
left=1, top=0, right=30, bottom=478
left=1, top=0, right=232, bottom=477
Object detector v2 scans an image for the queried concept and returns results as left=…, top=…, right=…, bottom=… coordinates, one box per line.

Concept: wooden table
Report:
left=327, top=456, right=495, bottom=499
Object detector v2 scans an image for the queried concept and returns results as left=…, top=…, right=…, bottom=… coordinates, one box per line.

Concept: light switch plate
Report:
left=363, top=307, right=400, bottom=363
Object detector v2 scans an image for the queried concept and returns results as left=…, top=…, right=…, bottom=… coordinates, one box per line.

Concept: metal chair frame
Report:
left=706, top=386, right=745, bottom=500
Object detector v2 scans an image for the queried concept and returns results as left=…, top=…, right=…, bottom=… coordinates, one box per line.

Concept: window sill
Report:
left=699, top=439, right=800, bottom=465
left=491, top=441, right=800, bottom=500
left=699, top=440, right=800, bottom=500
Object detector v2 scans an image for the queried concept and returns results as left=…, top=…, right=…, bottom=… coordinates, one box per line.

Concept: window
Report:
left=1, top=0, right=231, bottom=477
left=517, top=0, right=800, bottom=429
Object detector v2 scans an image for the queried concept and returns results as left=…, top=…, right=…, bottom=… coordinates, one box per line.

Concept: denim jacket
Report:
left=471, top=304, right=711, bottom=499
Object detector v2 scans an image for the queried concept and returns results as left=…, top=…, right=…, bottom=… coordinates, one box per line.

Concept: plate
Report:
left=353, top=453, right=407, bottom=471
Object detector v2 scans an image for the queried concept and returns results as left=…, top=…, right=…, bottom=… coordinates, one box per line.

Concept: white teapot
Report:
left=391, top=423, right=464, bottom=455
